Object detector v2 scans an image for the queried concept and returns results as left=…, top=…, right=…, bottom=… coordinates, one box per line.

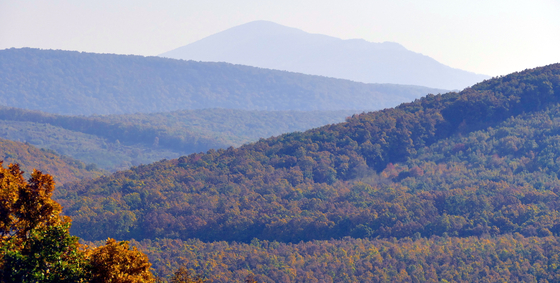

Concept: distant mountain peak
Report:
left=160, top=21, right=489, bottom=90
left=212, top=20, right=306, bottom=37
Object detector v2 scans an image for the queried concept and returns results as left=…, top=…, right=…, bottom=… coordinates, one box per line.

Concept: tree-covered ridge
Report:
left=55, top=63, right=560, bottom=244
left=0, top=48, right=446, bottom=115
left=0, top=106, right=355, bottom=171
left=0, top=119, right=183, bottom=172
left=0, top=106, right=226, bottom=156
left=97, top=108, right=356, bottom=147
left=0, top=138, right=102, bottom=185
left=59, top=106, right=560, bottom=243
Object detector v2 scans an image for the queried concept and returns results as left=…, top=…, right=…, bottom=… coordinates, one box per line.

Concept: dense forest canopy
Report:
left=6, top=59, right=560, bottom=281
left=0, top=48, right=445, bottom=115
left=133, top=235, right=560, bottom=282
left=51, top=64, right=560, bottom=280
left=58, top=63, right=560, bottom=242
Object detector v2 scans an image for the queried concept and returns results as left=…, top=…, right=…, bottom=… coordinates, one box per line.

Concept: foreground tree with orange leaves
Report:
left=89, top=238, right=154, bottom=283
left=0, top=162, right=155, bottom=282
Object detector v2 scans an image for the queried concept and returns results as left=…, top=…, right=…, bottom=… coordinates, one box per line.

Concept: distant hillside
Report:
left=0, top=119, right=184, bottom=172
left=160, top=20, right=489, bottom=90
left=0, top=138, right=102, bottom=185
left=97, top=108, right=357, bottom=146
left=55, top=63, right=560, bottom=281
left=0, top=106, right=356, bottom=171
left=58, top=63, right=560, bottom=242
left=0, top=48, right=445, bottom=115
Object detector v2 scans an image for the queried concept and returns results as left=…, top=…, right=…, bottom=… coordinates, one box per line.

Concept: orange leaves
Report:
left=0, top=139, right=102, bottom=185
left=0, top=162, right=156, bottom=282
left=89, top=238, right=155, bottom=283
left=0, top=162, right=65, bottom=241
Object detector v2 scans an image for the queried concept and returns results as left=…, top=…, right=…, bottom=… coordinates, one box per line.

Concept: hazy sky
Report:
left=1, top=0, right=559, bottom=77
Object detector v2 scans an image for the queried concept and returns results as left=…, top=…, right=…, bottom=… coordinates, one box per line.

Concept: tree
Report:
left=1, top=222, right=88, bottom=282
left=88, top=238, right=154, bottom=283
left=0, top=162, right=86, bottom=282
left=0, top=162, right=155, bottom=282
left=0, top=163, right=65, bottom=241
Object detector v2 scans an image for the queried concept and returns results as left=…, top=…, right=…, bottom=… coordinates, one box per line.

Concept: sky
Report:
left=1, top=0, right=559, bottom=77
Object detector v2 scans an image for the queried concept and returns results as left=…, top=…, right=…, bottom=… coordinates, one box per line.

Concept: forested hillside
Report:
left=54, top=64, right=560, bottom=281
left=133, top=235, right=560, bottom=282
left=97, top=108, right=356, bottom=146
left=0, top=106, right=354, bottom=171
left=0, top=48, right=445, bottom=115
left=0, top=138, right=102, bottom=185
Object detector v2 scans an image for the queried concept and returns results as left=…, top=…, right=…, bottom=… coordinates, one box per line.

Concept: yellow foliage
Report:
left=89, top=238, right=155, bottom=283
left=0, top=162, right=156, bottom=282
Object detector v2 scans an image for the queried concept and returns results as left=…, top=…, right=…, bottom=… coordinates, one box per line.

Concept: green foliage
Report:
left=0, top=163, right=87, bottom=282
left=1, top=223, right=88, bottom=283
left=0, top=162, right=155, bottom=282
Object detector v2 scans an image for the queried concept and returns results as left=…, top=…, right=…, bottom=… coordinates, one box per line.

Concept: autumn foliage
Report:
left=49, top=63, right=560, bottom=281
left=0, top=162, right=154, bottom=282
left=58, top=64, right=560, bottom=244
left=89, top=238, right=154, bottom=283
left=134, top=235, right=560, bottom=282
left=4, top=63, right=560, bottom=281
left=0, top=138, right=102, bottom=185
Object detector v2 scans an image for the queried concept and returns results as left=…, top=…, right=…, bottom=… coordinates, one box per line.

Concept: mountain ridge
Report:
left=160, top=20, right=489, bottom=90
left=53, top=63, right=560, bottom=281
left=0, top=48, right=445, bottom=115
left=58, top=63, right=560, bottom=242
left=0, top=138, right=103, bottom=185
left=0, top=106, right=356, bottom=171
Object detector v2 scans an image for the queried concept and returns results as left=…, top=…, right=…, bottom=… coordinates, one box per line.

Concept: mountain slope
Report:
left=0, top=106, right=356, bottom=171
left=96, top=108, right=357, bottom=146
left=0, top=138, right=103, bottom=185
left=57, top=63, right=560, bottom=241
left=160, top=20, right=489, bottom=90
left=132, top=235, right=560, bottom=282
left=55, top=63, right=560, bottom=281
left=0, top=48, right=445, bottom=115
